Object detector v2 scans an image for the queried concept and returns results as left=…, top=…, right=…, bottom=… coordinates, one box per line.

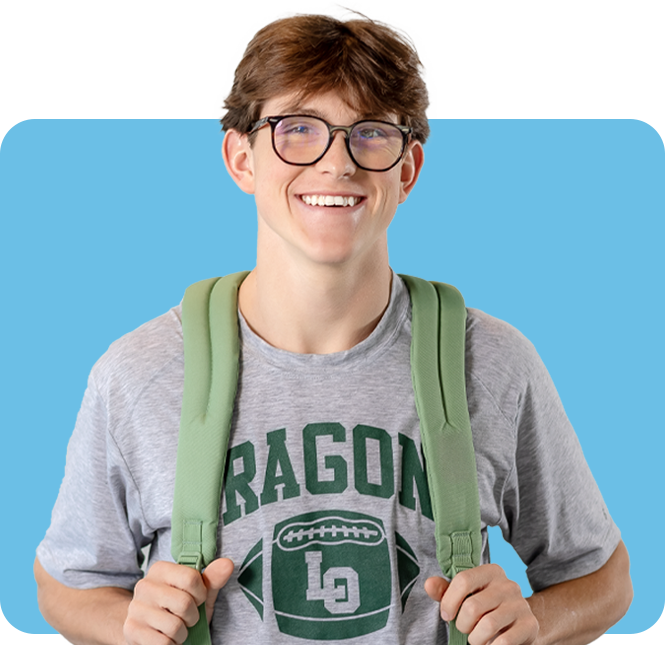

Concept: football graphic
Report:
left=272, top=510, right=391, bottom=640
left=237, top=539, right=264, bottom=618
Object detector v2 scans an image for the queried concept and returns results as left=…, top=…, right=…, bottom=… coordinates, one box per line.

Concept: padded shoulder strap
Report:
left=172, top=272, right=481, bottom=644
left=399, top=275, right=482, bottom=645
left=171, top=271, right=249, bottom=645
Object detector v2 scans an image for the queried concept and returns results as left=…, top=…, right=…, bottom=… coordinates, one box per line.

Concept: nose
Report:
left=315, top=131, right=356, bottom=177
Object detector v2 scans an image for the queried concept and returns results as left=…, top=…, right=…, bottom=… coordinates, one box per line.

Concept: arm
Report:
left=35, top=556, right=234, bottom=645
left=424, top=539, right=632, bottom=645
left=527, top=539, right=632, bottom=645
left=35, top=556, right=130, bottom=645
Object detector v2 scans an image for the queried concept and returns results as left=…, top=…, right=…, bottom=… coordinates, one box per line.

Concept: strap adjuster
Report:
left=450, top=531, right=474, bottom=576
left=178, top=551, right=204, bottom=572
left=178, top=520, right=204, bottom=572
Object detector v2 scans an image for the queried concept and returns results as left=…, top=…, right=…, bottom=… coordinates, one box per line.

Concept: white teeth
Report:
left=301, top=195, right=359, bottom=207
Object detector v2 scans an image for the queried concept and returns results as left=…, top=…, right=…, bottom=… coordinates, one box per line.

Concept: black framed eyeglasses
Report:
left=249, top=115, right=412, bottom=172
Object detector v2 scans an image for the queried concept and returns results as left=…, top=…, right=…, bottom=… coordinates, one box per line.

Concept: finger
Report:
left=139, top=602, right=189, bottom=644
left=147, top=561, right=209, bottom=606
left=455, top=580, right=510, bottom=634
left=133, top=577, right=201, bottom=628
left=124, top=617, right=179, bottom=645
left=469, top=601, right=539, bottom=645
left=464, top=603, right=517, bottom=645
left=440, top=564, right=505, bottom=622
left=202, top=558, right=235, bottom=623
left=124, top=605, right=187, bottom=645
left=424, top=576, right=450, bottom=603
left=202, top=558, right=235, bottom=592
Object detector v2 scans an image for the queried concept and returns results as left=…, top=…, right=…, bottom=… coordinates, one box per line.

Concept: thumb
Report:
left=202, top=558, right=234, bottom=621
left=202, top=557, right=234, bottom=592
left=424, top=576, right=450, bottom=603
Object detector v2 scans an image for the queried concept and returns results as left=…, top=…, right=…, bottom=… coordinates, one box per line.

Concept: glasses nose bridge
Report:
left=323, top=124, right=355, bottom=164
left=326, top=124, right=354, bottom=152
left=327, top=123, right=353, bottom=139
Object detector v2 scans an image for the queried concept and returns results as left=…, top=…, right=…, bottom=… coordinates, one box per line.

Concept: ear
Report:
left=222, top=129, right=256, bottom=195
left=398, top=141, right=425, bottom=204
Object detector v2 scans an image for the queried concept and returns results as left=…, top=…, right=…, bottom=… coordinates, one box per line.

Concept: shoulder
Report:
left=89, top=303, right=184, bottom=410
left=464, top=308, right=543, bottom=405
left=465, top=308, right=549, bottom=431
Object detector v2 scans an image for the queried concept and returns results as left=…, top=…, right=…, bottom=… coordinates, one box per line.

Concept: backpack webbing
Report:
left=171, top=272, right=249, bottom=645
left=171, top=272, right=482, bottom=645
left=400, top=275, right=482, bottom=645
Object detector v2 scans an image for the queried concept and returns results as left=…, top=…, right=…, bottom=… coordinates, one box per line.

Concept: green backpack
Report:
left=170, top=271, right=482, bottom=645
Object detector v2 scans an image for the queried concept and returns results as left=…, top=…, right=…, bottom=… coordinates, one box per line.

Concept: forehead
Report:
left=260, top=90, right=392, bottom=123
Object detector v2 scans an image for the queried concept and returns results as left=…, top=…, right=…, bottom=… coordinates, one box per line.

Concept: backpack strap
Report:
left=172, top=272, right=481, bottom=645
left=399, top=275, right=482, bottom=645
left=171, top=271, right=249, bottom=645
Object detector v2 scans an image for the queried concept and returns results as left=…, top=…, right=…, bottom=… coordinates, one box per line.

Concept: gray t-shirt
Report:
left=37, top=274, right=620, bottom=644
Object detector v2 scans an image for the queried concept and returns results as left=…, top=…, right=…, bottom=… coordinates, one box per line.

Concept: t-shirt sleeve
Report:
left=36, top=373, right=150, bottom=590
left=504, top=332, right=620, bottom=591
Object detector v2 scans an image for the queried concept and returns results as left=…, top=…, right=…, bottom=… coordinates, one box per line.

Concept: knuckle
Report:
left=462, top=595, right=482, bottom=619
left=155, top=633, right=172, bottom=645
left=133, top=576, right=157, bottom=601
left=481, top=613, right=500, bottom=635
left=494, top=576, right=521, bottom=600
left=467, top=625, right=485, bottom=645
left=187, top=602, right=203, bottom=622
left=453, top=572, right=472, bottom=597
left=491, top=634, right=511, bottom=645
left=123, top=620, right=156, bottom=645
left=528, top=613, right=541, bottom=636
left=455, top=619, right=472, bottom=637
left=132, top=577, right=146, bottom=596
left=122, top=617, right=137, bottom=642
left=181, top=565, right=199, bottom=583
left=174, top=592, right=197, bottom=619
left=488, top=563, right=505, bottom=576
left=163, top=612, right=184, bottom=638
left=174, top=622, right=190, bottom=644
left=148, top=560, right=170, bottom=577
left=507, top=598, right=529, bottom=622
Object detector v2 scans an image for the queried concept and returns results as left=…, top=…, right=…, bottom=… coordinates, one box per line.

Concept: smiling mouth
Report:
left=299, top=195, right=363, bottom=207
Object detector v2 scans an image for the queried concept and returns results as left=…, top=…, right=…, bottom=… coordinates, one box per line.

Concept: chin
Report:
left=293, top=231, right=359, bottom=265
left=299, top=242, right=361, bottom=267
left=305, top=250, right=357, bottom=267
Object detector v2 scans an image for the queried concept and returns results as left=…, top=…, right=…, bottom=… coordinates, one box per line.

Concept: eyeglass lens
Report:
left=273, top=117, right=405, bottom=170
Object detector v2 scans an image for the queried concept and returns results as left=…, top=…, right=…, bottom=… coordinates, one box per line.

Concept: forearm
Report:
left=35, top=557, right=132, bottom=645
left=526, top=541, right=632, bottom=645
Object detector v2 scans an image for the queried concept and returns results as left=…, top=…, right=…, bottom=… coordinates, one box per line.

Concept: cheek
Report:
left=253, top=170, right=293, bottom=211
left=375, top=177, right=402, bottom=212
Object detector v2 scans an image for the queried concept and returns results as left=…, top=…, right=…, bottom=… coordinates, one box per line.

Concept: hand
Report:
left=424, top=564, right=539, bottom=645
left=123, top=558, right=234, bottom=645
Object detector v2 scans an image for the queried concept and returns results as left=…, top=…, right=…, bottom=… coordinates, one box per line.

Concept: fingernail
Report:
left=440, top=609, right=451, bottom=621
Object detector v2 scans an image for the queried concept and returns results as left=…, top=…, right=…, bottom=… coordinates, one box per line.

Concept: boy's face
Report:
left=223, top=91, right=424, bottom=268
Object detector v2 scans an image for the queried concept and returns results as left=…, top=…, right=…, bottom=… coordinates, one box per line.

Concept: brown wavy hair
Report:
left=221, top=14, right=430, bottom=143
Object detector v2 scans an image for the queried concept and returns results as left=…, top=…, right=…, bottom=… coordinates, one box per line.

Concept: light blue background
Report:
left=0, top=119, right=663, bottom=634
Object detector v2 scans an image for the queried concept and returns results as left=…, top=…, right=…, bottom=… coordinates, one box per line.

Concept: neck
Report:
left=238, top=248, right=393, bottom=355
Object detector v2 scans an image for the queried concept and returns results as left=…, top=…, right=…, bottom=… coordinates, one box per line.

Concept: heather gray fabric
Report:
left=37, top=274, right=620, bottom=644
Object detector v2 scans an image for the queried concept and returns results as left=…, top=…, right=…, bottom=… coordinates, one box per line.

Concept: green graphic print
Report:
left=237, top=539, right=264, bottom=618
left=229, top=423, right=432, bottom=638
left=237, top=511, right=421, bottom=640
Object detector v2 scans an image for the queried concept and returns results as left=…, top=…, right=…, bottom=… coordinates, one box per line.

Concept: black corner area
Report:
left=0, top=23, right=86, bottom=144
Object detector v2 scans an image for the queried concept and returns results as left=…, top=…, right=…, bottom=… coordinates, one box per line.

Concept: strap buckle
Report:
left=178, top=551, right=204, bottom=573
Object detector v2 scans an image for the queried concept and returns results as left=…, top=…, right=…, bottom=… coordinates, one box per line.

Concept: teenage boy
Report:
left=35, top=14, right=632, bottom=645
